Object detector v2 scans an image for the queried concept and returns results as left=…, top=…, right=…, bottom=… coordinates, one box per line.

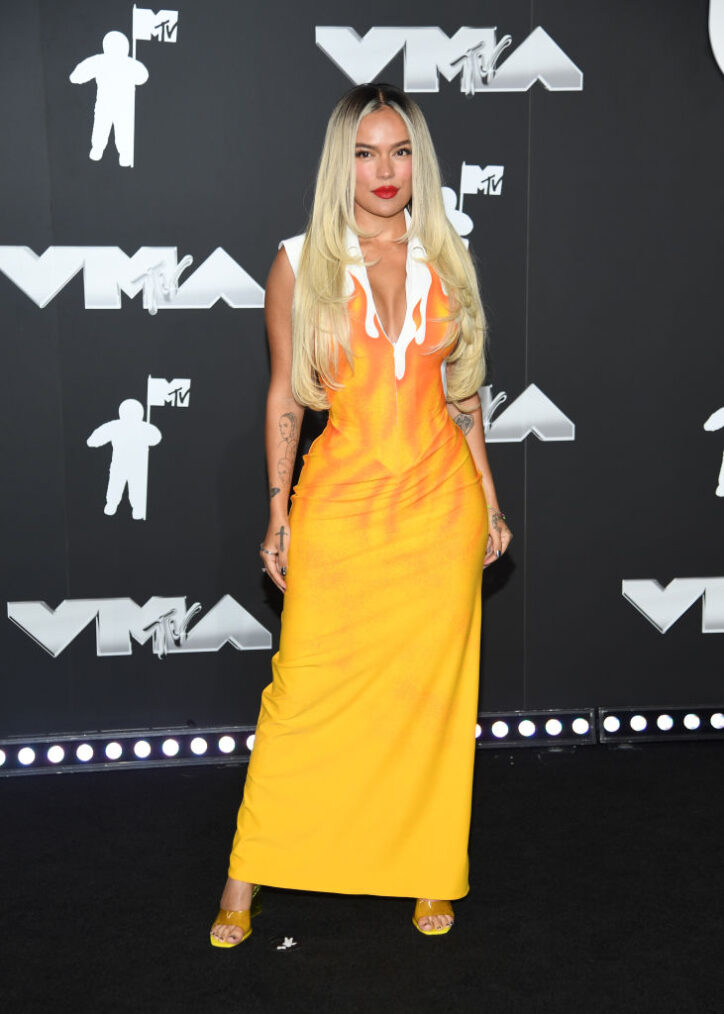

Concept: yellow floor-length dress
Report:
left=228, top=210, right=488, bottom=900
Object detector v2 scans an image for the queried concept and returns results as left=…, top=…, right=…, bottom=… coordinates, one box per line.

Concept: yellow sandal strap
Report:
left=414, top=899, right=454, bottom=918
left=212, top=908, right=252, bottom=931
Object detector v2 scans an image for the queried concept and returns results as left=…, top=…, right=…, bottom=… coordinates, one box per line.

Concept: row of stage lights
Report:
left=599, top=706, right=724, bottom=742
left=0, top=728, right=258, bottom=776
left=0, top=706, right=722, bottom=776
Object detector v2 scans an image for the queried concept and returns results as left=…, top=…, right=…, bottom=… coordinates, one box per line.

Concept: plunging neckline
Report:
left=343, top=209, right=434, bottom=381
left=357, top=238, right=410, bottom=347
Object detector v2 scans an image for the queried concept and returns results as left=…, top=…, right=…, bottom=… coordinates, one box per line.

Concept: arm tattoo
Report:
left=275, top=525, right=287, bottom=551
left=269, top=487, right=280, bottom=499
left=453, top=412, right=474, bottom=435
left=276, top=412, right=300, bottom=486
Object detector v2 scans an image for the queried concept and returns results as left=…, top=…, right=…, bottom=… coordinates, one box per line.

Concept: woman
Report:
left=210, top=82, right=512, bottom=945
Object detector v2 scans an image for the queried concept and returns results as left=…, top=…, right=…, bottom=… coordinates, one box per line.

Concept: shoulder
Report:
left=278, top=233, right=305, bottom=277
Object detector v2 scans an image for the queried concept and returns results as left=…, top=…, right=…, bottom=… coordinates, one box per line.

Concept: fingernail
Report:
left=281, top=567, right=287, bottom=576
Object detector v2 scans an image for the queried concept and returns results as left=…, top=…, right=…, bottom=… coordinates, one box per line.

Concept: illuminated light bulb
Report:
left=105, top=742, right=123, bottom=761
left=572, top=717, right=590, bottom=736
left=656, top=714, right=674, bottom=732
left=0, top=749, right=6, bottom=766
left=162, top=738, right=179, bottom=757
left=47, top=745, right=65, bottom=764
left=518, top=719, right=536, bottom=738
left=630, top=714, right=647, bottom=732
left=683, top=713, right=700, bottom=731
left=246, top=734, right=256, bottom=750
left=545, top=718, right=563, bottom=736
left=190, top=737, right=208, bottom=756
left=18, top=746, right=36, bottom=766
left=76, top=743, right=94, bottom=762
left=133, top=740, right=151, bottom=759
left=474, top=723, right=482, bottom=738
left=602, top=715, right=620, bottom=733
left=218, top=736, right=236, bottom=754
left=490, top=720, right=509, bottom=739
left=710, top=712, right=724, bottom=730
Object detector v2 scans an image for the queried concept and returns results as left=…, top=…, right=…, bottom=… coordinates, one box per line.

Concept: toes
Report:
left=211, top=923, right=236, bottom=943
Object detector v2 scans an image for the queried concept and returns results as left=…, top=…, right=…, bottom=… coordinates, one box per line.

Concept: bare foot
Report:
left=415, top=898, right=454, bottom=932
left=210, top=877, right=255, bottom=944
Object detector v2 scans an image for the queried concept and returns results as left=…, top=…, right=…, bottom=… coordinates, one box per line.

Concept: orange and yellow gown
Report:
left=228, top=210, right=487, bottom=900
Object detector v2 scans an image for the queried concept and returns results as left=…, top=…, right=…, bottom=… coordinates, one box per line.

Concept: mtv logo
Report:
left=316, top=26, right=583, bottom=93
left=622, top=578, right=724, bottom=634
left=478, top=166, right=504, bottom=195
left=7, top=595, right=272, bottom=658
left=133, top=7, right=179, bottom=43
left=480, top=383, right=575, bottom=442
left=0, top=247, right=265, bottom=312
left=147, top=376, right=190, bottom=408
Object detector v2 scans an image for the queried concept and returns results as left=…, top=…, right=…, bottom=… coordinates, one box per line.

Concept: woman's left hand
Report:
left=483, top=509, right=513, bottom=568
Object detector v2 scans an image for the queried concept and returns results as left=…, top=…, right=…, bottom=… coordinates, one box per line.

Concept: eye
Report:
left=395, top=147, right=412, bottom=157
left=355, top=150, right=372, bottom=158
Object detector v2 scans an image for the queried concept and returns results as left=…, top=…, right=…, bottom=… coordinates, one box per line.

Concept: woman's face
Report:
left=279, top=417, right=292, bottom=439
left=354, top=107, right=412, bottom=223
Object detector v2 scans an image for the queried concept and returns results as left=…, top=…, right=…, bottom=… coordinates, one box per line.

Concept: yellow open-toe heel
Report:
left=412, top=898, right=454, bottom=936
left=210, top=884, right=262, bottom=948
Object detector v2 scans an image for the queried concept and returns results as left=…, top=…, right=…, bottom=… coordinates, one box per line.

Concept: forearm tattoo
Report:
left=269, top=486, right=281, bottom=499
left=275, top=525, right=287, bottom=552
left=453, top=412, right=474, bottom=435
left=275, top=411, right=300, bottom=491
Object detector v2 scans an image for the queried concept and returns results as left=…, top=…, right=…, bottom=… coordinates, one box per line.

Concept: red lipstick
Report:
left=372, top=186, right=399, bottom=199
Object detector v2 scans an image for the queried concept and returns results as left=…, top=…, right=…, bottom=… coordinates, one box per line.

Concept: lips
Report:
left=372, top=186, right=399, bottom=199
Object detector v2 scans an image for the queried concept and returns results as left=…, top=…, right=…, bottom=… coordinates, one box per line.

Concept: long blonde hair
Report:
left=291, top=83, right=487, bottom=410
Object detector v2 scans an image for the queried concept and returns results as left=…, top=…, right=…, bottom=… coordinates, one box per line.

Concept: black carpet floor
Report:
left=2, top=741, right=722, bottom=1014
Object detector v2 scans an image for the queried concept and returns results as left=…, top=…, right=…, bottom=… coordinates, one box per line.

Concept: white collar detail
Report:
left=344, top=208, right=433, bottom=380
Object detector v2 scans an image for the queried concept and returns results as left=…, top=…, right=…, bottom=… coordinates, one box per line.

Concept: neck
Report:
left=353, top=206, right=408, bottom=244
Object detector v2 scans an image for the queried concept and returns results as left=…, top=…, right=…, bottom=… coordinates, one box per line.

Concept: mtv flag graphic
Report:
left=459, top=163, right=504, bottom=200
left=703, top=404, right=724, bottom=496
left=133, top=5, right=179, bottom=43
left=442, top=164, right=504, bottom=247
left=147, top=375, right=190, bottom=413
left=69, top=6, right=179, bottom=168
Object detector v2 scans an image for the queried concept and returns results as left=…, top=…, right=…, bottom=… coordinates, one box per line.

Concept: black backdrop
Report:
left=1, top=0, right=722, bottom=740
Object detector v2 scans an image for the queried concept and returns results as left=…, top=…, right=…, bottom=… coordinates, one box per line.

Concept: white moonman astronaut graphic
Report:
left=711, top=0, right=724, bottom=76
left=87, top=399, right=161, bottom=519
left=704, top=406, right=724, bottom=496
left=442, top=187, right=474, bottom=244
left=69, top=31, right=148, bottom=167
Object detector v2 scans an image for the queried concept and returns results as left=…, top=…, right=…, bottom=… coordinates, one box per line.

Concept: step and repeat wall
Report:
left=1, top=0, right=722, bottom=739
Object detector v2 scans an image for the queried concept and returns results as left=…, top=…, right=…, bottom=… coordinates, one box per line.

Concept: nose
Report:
left=377, top=155, right=393, bottom=178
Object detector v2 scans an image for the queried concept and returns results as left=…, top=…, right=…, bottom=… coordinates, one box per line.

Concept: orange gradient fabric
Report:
left=228, top=237, right=487, bottom=899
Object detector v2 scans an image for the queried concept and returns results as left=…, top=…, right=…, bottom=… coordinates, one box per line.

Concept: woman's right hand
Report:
left=259, top=515, right=290, bottom=592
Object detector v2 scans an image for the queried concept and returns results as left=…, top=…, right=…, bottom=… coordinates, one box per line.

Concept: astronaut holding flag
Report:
left=86, top=377, right=189, bottom=521
left=69, top=31, right=148, bottom=167
left=70, top=6, right=178, bottom=168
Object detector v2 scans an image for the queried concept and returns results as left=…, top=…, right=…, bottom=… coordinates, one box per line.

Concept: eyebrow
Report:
left=355, top=139, right=411, bottom=150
